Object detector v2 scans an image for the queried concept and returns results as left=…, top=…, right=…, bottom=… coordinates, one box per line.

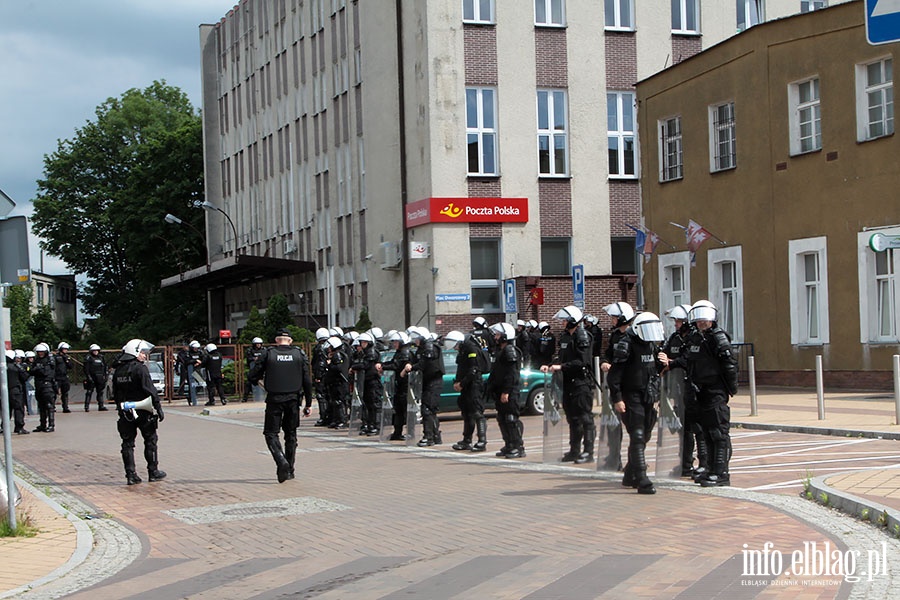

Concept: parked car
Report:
left=148, top=361, right=166, bottom=395
left=380, top=349, right=547, bottom=415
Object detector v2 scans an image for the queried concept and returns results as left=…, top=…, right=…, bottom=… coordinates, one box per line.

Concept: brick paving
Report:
left=2, top=388, right=900, bottom=598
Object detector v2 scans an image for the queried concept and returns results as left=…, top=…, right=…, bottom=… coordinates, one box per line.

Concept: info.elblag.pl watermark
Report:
left=741, top=541, right=890, bottom=585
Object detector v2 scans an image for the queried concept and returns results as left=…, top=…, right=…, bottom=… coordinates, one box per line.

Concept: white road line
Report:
left=731, top=455, right=900, bottom=470
left=730, top=437, right=875, bottom=463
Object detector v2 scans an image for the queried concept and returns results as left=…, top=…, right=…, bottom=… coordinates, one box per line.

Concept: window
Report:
left=36, top=284, right=44, bottom=305
left=801, top=0, right=826, bottom=12
left=858, top=229, right=900, bottom=343
left=466, top=87, right=498, bottom=175
left=671, top=0, right=699, bottom=34
left=611, top=237, right=637, bottom=275
left=658, top=252, right=692, bottom=335
left=659, top=116, right=683, bottom=182
left=471, top=239, right=502, bottom=313
left=708, top=246, right=744, bottom=342
left=463, top=0, right=494, bottom=23
left=535, top=0, right=565, bottom=26
left=788, top=77, right=822, bottom=155
left=788, top=237, right=829, bottom=345
left=537, top=90, right=569, bottom=176
left=856, top=57, right=894, bottom=141
left=607, top=91, right=636, bottom=178
left=736, top=0, right=763, bottom=31
left=709, top=102, right=736, bottom=171
left=541, top=238, right=571, bottom=276
left=604, top=0, right=634, bottom=30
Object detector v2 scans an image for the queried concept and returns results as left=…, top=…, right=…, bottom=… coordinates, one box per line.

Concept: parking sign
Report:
left=866, top=0, right=900, bottom=45
left=504, top=279, right=518, bottom=314
left=572, top=264, right=584, bottom=309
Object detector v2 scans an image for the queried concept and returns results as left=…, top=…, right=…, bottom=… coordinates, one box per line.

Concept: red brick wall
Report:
left=539, top=179, right=572, bottom=236
left=609, top=179, right=641, bottom=236
left=671, top=35, right=702, bottom=65
left=464, top=25, right=498, bottom=85
left=468, top=179, right=501, bottom=197
left=535, top=28, right=567, bottom=87
left=605, top=32, right=636, bottom=88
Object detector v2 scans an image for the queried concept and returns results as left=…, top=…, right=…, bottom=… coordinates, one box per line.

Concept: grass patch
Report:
left=0, top=504, right=40, bottom=538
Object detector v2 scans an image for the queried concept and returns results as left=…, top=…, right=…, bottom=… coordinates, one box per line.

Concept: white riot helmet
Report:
left=326, top=336, right=343, bottom=350
left=251, top=337, right=264, bottom=345
left=689, top=300, right=718, bottom=323
left=89, top=344, right=101, bottom=352
left=538, top=321, right=550, bottom=333
left=490, top=321, right=516, bottom=342
left=358, top=332, right=374, bottom=345
left=630, top=312, right=666, bottom=342
left=603, top=301, right=636, bottom=327
left=205, top=343, right=217, bottom=353
left=34, top=343, right=50, bottom=353
left=189, top=340, right=201, bottom=349
left=554, top=305, right=584, bottom=327
left=122, top=339, right=154, bottom=357
left=665, top=304, right=692, bottom=322
left=528, top=319, right=538, bottom=329
left=384, top=329, right=398, bottom=342
left=346, top=331, right=360, bottom=344
left=57, top=342, right=70, bottom=350
left=5, top=350, right=14, bottom=361
left=15, top=349, right=25, bottom=359
left=389, top=330, right=410, bottom=345
left=25, top=351, right=35, bottom=358
left=408, top=326, right=429, bottom=342
left=367, top=327, right=383, bottom=341
left=333, top=327, right=344, bottom=337
left=315, top=327, right=330, bottom=341
left=516, top=319, right=526, bottom=328
left=443, top=330, right=465, bottom=349
left=473, top=316, right=488, bottom=329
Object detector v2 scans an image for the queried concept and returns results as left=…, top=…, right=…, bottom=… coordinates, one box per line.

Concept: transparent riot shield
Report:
left=252, top=383, right=266, bottom=403
left=379, top=370, right=396, bottom=442
left=406, top=370, right=422, bottom=446
left=541, top=371, right=567, bottom=464
left=0, top=457, right=21, bottom=510
left=654, top=370, right=685, bottom=478
left=597, top=371, right=623, bottom=473
left=349, top=369, right=364, bottom=436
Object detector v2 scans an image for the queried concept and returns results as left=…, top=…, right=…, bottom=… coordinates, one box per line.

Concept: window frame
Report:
left=788, top=76, right=822, bottom=155
left=534, top=0, right=565, bottom=27
left=800, top=0, right=827, bottom=12
left=788, top=237, right=830, bottom=345
left=658, top=115, right=683, bottom=182
left=537, top=89, right=569, bottom=177
left=462, top=0, right=495, bottom=24
left=658, top=251, right=692, bottom=336
left=708, top=246, right=744, bottom=343
left=604, top=0, right=635, bottom=31
left=858, top=228, right=900, bottom=343
left=709, top=101, right=736, bottom=172
left=607, top=91, right=638, bottom=179
left=470, top=238, right=503, bottom=314
left=736, top=0, right=763, bottom=32
left=466, top=87, right=499, bottom=176
left=671, top=0, right=700, bottom=34
left=855, top=56, right=894, bottom=142
left=541, top=237, right=572, bottom=276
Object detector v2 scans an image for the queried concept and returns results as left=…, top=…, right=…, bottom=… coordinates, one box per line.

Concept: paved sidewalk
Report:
left=2, top=386, right=900, bottom=598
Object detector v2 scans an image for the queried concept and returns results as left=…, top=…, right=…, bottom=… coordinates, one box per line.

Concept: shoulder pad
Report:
left=501, top=344, right=518, bottom=363
left=612, top=337, right=631, bottom=363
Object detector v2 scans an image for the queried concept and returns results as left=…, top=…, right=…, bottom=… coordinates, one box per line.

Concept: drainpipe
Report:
left=395, top=0, right=411, bottom=325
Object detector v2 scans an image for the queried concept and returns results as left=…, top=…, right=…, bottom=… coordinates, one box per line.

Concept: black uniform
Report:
left=31, top=352, right=57, bottom=432
left=350, top=343, right=384, bottom=435
left=555, top=324, right=596, bottom=463
left=5, top=356, right=29, bottom=433
left=600, top=327, right=627, bottom=470
left=202, top=348, right=226, bottom=406
left=242, top=343, right=265, bottom=402
left=249, top=344, right=313, bottom=482
left=534, top=329, right=556, bottom=367
left=54, top=350, right=73, bottom=412
left=83, top=351, right=108, bottom=411
left=175, top=347, right=191, bottom=395
left=324, top=345, right=350, bottom=429
left=608, top=330, right=663, bottom=494
left=515, top=327, right=534, bottom=369
left=487, top=342, right=523, bottom=458
left=311, top=340, right=331, bottom=425
left=676, top=324, right=737, bottom=486
left=381, top=342, right=412, bottom=440
left=662, top=324, right=705, bottom=477
left=113, top=354, right=165, bottom=484
left=186, top=346, right=203, bottom=405
left=409, top=338, right=444, bottom=446
left=452, top=335, right=488, bottom=451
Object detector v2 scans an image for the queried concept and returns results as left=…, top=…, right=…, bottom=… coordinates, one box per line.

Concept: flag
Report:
left=642, top=230, right=661, bottom=263
left=626, top=224, right=646, bottom=254
left=685, top=219, right=712, bottom=266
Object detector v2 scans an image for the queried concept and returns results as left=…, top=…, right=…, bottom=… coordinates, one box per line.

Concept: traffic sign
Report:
left=0, top=216, right=30, bottom=286
left=865, top=0, right=900, bottom=45
left=572, top=264, right=584, bottom=309
left=504, top=279, right=518, bottom=314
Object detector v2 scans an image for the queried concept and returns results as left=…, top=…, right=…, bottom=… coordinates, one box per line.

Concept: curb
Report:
left=732, top=420, right=900, bottom=440
left=808, top=472, right=900, bottom=538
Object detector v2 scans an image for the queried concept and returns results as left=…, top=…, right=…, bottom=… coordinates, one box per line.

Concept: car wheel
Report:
left=526, top=387, right=545, bottom=416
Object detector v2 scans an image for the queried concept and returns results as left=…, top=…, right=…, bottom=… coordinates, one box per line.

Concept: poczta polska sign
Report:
left=405, top=197, right=528, bottom=227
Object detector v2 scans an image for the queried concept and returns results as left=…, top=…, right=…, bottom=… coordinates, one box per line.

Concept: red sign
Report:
left=405, top=197, right=529, bottom=228
left=528, top=287, right=544, bottom=305
left=219, top=330, right=232, bottom=339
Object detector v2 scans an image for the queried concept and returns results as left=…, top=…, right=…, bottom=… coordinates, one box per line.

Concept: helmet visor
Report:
left=633, top=320, right=666, bottom=342
left=690, top=306, right=717, bottom=323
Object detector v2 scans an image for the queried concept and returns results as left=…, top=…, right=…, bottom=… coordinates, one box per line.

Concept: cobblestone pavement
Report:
left=4, top=403, right=900, bottom=599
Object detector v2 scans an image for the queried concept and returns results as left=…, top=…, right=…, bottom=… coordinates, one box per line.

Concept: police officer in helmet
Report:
left=487, top=322, right=525, bottom=458
left=31, top=343, right=57, bottom=432
left=83, top=344, right=109, bottom=412
left=242, top=337, right=266, bottom=402
left=446, top=330, right=489, bottom=452
left=113, top=339, right=166, bottom=485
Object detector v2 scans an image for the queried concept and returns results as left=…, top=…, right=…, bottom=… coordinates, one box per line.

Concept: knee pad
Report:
left=631, top=428, right=646, bottom=445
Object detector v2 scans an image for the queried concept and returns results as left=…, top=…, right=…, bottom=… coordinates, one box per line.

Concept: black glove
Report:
left=157, top=406, right=165, bottom=422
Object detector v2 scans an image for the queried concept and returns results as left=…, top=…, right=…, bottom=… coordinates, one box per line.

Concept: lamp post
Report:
left=199, top=200, right=239, bottom=254
left=164, top=213, right=208, bottom=266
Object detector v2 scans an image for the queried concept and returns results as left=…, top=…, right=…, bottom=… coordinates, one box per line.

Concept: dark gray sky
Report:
left=0, top=0, right=235, bottom=275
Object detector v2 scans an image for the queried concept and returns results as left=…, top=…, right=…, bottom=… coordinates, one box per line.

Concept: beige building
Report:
left=637, top=0, right=898, bottom=387
left=182, top=0, right=847, bottom=335
left=29, top=271, right=77, bottom=327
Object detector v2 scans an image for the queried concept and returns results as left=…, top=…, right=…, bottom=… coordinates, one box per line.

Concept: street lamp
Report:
left=164, top=213, right=206, bottom=242
left=199, top=200, right=239, bottom=254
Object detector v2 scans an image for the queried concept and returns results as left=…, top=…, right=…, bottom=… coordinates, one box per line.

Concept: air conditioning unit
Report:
left=283, top=239, right=298, bottom=255
left=380, top=241, right=402, bottom=270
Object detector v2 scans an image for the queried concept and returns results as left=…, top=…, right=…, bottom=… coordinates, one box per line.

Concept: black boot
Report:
left=700, top=439, right=730, bottom=487
left=471, top=417, right=488, bottom=452
left=285, top=440, right=297, bottom=480
left=126, top=472, right=142, bottom=485
left=576, top=419, right=596, bottom=464
left=46, top=410, right=56, bottom=432
left=266, top=436, right=291, bottom=482
left=630, top=429, right=655, bottom=494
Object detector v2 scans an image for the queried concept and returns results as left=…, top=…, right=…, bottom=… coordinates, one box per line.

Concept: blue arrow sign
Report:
left=866, top=0, right=900, bottom=45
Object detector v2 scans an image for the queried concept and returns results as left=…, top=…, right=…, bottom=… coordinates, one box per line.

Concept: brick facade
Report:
left=608, top=179, right=641, bottom=237
left=671, top=35, right=702, bottom=65
left=605, top=32, right=637, bottom=89
left=464, top=24, right=498, bottom=85
left=535, top=28, right=567, bottom=88
left=538, top=179, right=572, bottom=236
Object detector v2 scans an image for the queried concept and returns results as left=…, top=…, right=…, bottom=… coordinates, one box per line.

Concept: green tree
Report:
left=239, top=306, right=267, bottom=343
left=355, top=306, right=373, bottom=332
left=3, top=285, right=33, bottom=349
left=263, top=294, right=293, bottom=341
left=31, top=81, right=206, bottom=338
left=28, top=305, right=59, bottom=348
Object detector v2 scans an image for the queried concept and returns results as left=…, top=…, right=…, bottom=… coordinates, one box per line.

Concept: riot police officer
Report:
left=446, top=330, right=489, bottom=452
left=515, top=320, right=533, bottom=369
left=534, top=322, right=556, bottom=367
left=403, top=327, right=444, bottom=447
left=542, top=305, right=595, bottom=464
left=83, top=344, right=109, bottom=411
left=54, top=342, right=73, bottom=413
left=242, top=337, right=265, bottom=402
left=5, top=350, right=29, bottom=434
left=324, top=336, right=350, bottom=429
left=202, top=343, right=226, bottom=406
left=249, top=328, right=313, bottom=483
left=381, top=331, right=412, bottom=440
left=599, top=301, right=636, bottom=470
left=472, top=316, right=495, bottom=353
left=186, top=340, right=204, bottom=406
left=487, top=322, right=524, bottom=458
left=112, top=339, right=166, bottom=485
left=351, top=332, right=384, bottom=436
left=311, top=327, right=332, bottom=425
left=175, top=343, right=191, bottom=396
left=662, top=300, right=737, bottom=487
left=608, top=312, right=666, bottom=495
left=31, top=343, right=57, bottom=432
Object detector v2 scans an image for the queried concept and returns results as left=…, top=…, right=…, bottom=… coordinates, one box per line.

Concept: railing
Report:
left=732, top=342, right=754, bottom=385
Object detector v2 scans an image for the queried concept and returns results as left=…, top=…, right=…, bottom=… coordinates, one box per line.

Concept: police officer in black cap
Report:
left=113, top=339, right=166, bottom=485
left=249, top=328, right=313, bottom=483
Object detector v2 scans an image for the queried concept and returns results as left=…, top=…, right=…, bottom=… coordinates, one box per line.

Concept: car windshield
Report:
left=148, top=362, right=163, bottom=375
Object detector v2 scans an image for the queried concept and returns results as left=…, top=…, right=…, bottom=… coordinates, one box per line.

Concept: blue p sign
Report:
left=572, top=264, right=584, bottom=309
left=504, top=279, right=518, bottom=314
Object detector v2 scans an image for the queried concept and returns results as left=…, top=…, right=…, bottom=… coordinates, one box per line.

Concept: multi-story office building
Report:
left=185, top=0, right=845, bottom=335
left=637, top=0, right=897, bottom=386
left=29, top=272, right=77, bottom=327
